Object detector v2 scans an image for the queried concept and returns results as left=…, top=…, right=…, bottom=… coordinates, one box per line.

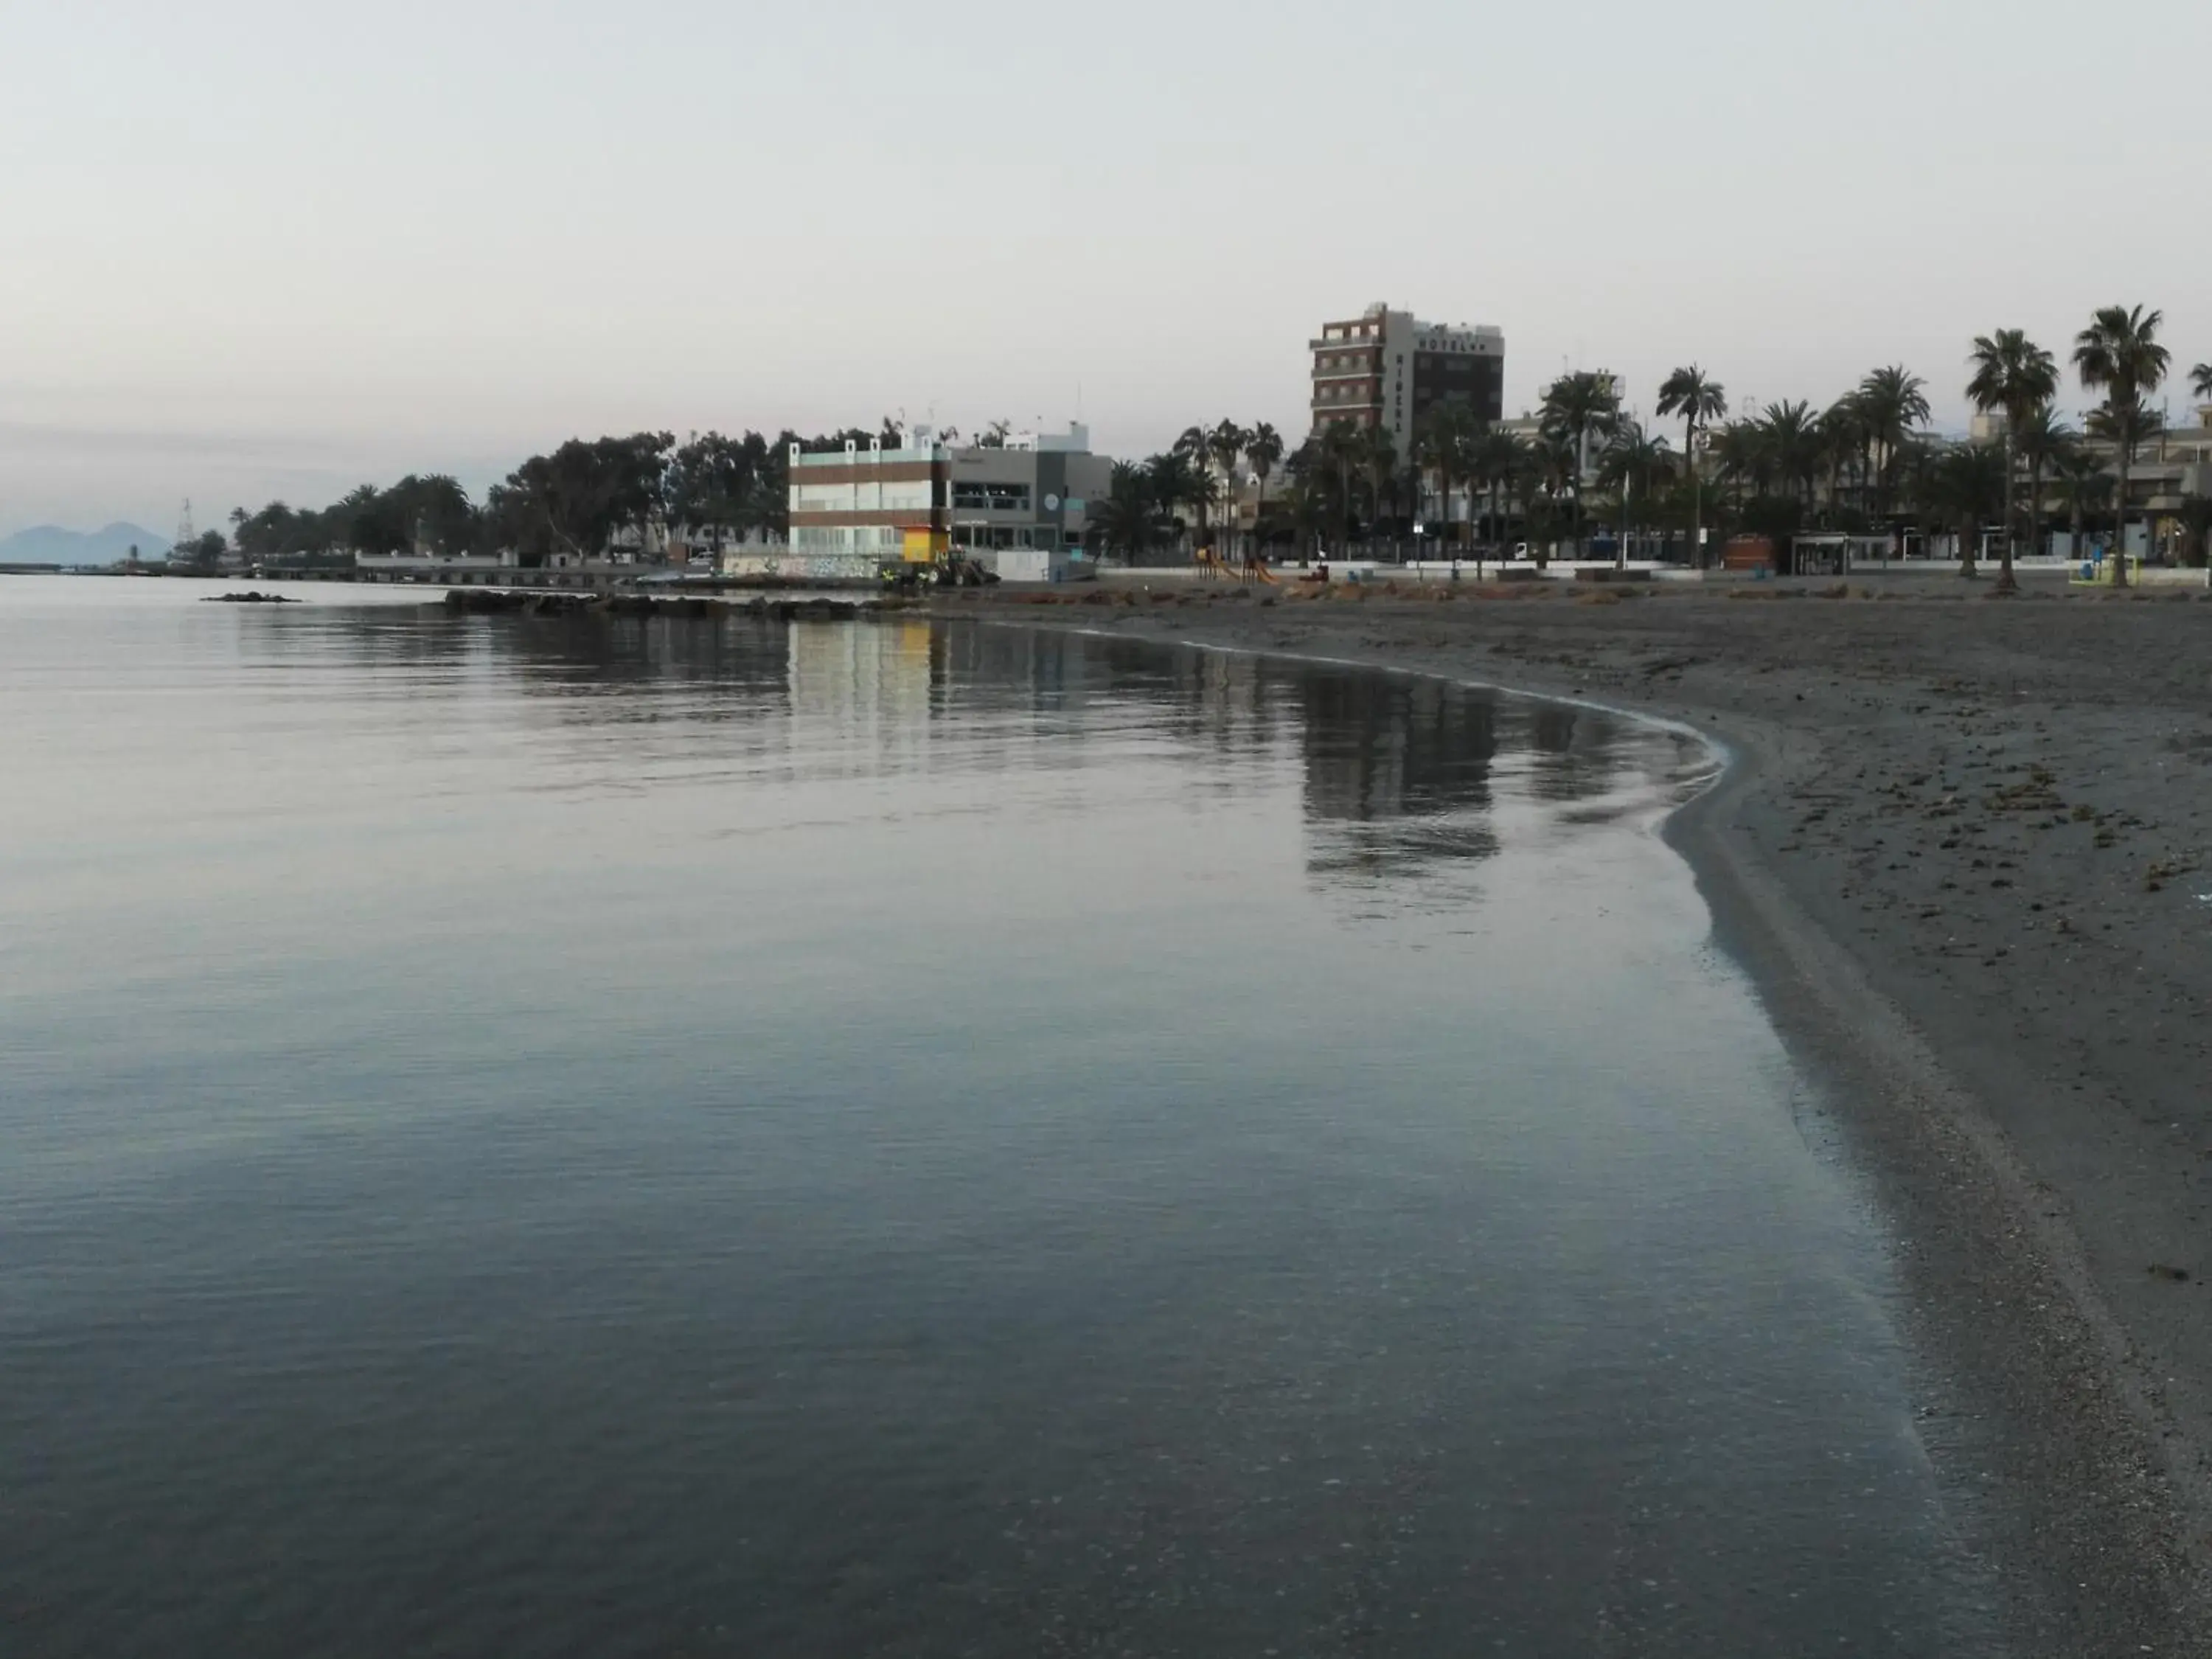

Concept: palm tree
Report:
left=1170, top=426, right=1212, bottom=553
left=1318, top=420, right=1366, bottom=552
left=1245, top=422, right=1284, bottom=561
left=1538, top=372, right=1621, bottom=556
left=1930, top=443, right=2006, bottom=575
left=1204, top=420, right=1248, bottom=558
left=1470, top=428, right=1523, bottom=571
left=2051, top=442, right=2109, bottom=563
left=2177, top=495, right=2212, bottom=570
left=1527, top=431, right=1580, bottom=568
left=1146, top=451, right=1198, bottom=557
left=1816, top=398, right=1865, bottom=524
left=1655, top=366, right=1727, bottom=566
left=2194, top=362, right=2212, bottom=403
left=1360, top=425, right=1399, bottom=556
left=1965, top=330, right=2060, bottom=591
left=1759, top=400, right=1823, bottom=510
left=2073, top=306, right=2171, bottom=588
left=1714, top=420, right=1768, bottom=508
left=2013, top=405, right=2076, bottom=567
left=1598, top=420, right=1674, bottom=566
left=1856, top=366, right=1930, bottom=520
left=1414, top=406, right=1478, bottom=557
left=1096, top=461, right=1165, bottom=566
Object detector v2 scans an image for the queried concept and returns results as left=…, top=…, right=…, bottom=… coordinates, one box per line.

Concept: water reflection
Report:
left=215, top=605, right=1712, bottom=910
left=0, top=586, right=1992, bottom=1659
left=259, top=608, right=1698, bottom=902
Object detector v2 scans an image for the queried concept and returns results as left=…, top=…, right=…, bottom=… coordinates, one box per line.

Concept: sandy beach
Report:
left=938, top=571, right=2212, bottom=1655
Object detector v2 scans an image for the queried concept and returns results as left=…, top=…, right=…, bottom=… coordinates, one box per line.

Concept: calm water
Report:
left=1, top=580, right=1996, bottom=1656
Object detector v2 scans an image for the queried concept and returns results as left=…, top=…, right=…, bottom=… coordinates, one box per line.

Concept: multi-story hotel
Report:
left=1310, top=302, right=1506, bottom=451
left=787, top=423, right=1111, bottom=563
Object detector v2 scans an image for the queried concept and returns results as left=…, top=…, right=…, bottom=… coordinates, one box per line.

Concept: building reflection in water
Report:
left=297, top=607, right=1691, bottom=896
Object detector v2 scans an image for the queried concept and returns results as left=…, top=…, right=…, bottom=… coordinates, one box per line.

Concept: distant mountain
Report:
left=0, top=523, right=173, bottom=565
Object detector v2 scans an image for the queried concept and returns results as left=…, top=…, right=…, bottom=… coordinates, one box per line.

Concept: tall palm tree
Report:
left=1318, top=420, right=1365, bottom=552
left=1204, top=420, right=1248, bottom=557
left=2073, top=305, right=2171, bottom=589
left=1598, top=420, right=1673, bottom=565
left=1538, top=372, right=1621, bottom=557
left=1527, top=431, right=1580, bottom=568
left=1414, top=406, right=1479, bottom=554
left=1171, top=425, right=1211, bottom=553
left=1816, top=398, right=1867, bottom=521
left=2012, top=405, right=2076, bottom=567
left=1244, top=422, right=1284, bottom=560
left=2193, top=362, right=2212, bottom=403
left=1360, top=425, right=1399, bottom=555
left=1470, top=428, right=1523, bottom=569
left=1856, top=366, right=1931, bottom=521
left=1146, top=451, right=1197, bottom=557
left=1655, top=366, right=1727, bottom=566
left=1966, top=329, right=2060, bottom=591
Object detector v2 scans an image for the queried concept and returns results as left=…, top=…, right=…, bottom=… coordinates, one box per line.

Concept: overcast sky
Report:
left=5, top=0, right=2208, bottom=534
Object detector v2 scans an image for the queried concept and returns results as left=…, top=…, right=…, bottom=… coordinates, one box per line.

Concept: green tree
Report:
left=1597, top=420, right=1673, bottom=564
left=1144, top=451, right=1200, bottom=555
left=1655, top=366, right=1727, bottom=566
left=1413, top=405, right=1476, bottom=554
left=2073, top=305, right=2170, bottom=588
left=1753, top=401, right=1823, bottom=509
left=1096, top=461, right=1167, bottom=565
left=2013, top=405, right=2075, bottom=566
left=1526, top=430, right=1581, bottom=568
left=1318, top=421, right=1366, bottom=552
left=1930, top=442, right=2007, bottom=576
left=1714, top=420, right=1770, bottom=507
left=1204, top=420, right=1248, bottom=557
left=1470, top=428, right=1524, bottom=567
left=1360, top=425, right=1399, bottom=554
left=1537, top=372, right=1621, bottom=556
left=2192, top=362, right=2212, bottom=403
left=1856, top=365, right=1930, bottom=519
left=1169, top=426, right=1214, bottom=552
left=1245, top=422, right=1284, bottom=558
left=667, top=431, right=776, bottom=550
left=177, top=529, right=228, bottom=569
left=1817, top=398, right=1867, bottom=521
left=2051, top=441, right=2109, bottom=562
left=2176, top=495, right=2212, bottom=570
left=1965, top=329, right=2060, bottom=591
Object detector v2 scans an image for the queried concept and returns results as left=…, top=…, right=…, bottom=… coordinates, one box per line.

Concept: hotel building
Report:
left=1310, top=302, right=1506, bottom=451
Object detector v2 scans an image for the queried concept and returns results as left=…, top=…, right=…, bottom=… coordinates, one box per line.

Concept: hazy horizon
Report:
left=7, top=0, right=2209, bottom=535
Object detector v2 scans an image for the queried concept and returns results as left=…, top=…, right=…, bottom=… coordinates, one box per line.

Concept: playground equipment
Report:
left=1194, top=549, right=1279, bottom=585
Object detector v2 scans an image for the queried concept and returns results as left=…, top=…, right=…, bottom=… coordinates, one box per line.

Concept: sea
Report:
left=0, top=578, right=2000, bottom=1656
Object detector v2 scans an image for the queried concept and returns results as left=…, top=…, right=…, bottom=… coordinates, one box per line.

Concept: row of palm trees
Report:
left=1090, top=307, right=2211, bottom=580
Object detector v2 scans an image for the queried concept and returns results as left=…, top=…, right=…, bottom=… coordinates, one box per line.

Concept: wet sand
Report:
left=939, top=571, right=2212, bottom=1656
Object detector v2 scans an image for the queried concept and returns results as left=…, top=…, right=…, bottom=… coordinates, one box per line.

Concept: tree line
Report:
left=187, top=425, right=902, bottom=571
left=1090, top=305, right=2211, bottom=589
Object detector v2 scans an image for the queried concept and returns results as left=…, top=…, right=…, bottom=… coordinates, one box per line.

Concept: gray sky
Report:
left=5, top=0, right=2208, bottom=533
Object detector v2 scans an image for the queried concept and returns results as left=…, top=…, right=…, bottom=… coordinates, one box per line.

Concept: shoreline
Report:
left=933, top=581, right=2212, bottom=1654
